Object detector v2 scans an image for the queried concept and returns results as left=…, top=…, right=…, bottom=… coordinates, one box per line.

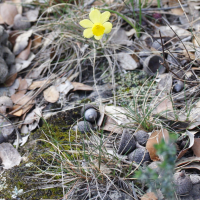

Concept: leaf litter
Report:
left=2, top=0, right=200, bottom=199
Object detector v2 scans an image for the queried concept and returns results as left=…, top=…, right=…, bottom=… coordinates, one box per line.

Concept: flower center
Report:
left=92, top=23, right=105, bottom=36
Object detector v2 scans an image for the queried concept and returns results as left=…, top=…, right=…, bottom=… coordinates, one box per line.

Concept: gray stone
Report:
left=118, top=129, right=136, bottom=155
left=0, top=57, right=8, bottom=83
left=13, top=14, right=31, bottom=30
left=2, top=46, right=15, bottom=67
left=0, top=26, right=8, bottom=45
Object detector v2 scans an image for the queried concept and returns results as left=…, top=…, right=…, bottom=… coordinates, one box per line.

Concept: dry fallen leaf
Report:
left=169, top=0, right=184, bottom=15
left=0, top=142, right=21, bottom=169
left=11, top=91, right=33, bottom=105
left=72, top=82, right=93, bottom=91
left=16, top=39, right=32, bottom=60
left=15, top=53, right=35, bottom=72
left=102, top=116, right=123, bottom=134
left=153, top=97, right=173, bottom=115
left=32, top=34, right=42, bottom=49
left=141, top=192, right=158, bottom=200
left=176, top=156, right=200, bottom=167
left=93, top=160, right=111, bottom=174
left=43, top=86, right=59, bottom=103
left=146, top=129, right=169, bottom=161
left=105, top=106, right=131, bottom=125
left=22, top=106, right=43, bottom=133
left=116, top=52, right=139, bottom=70
left=13, top=30, right=33, bottom=55
left=28, top=79, right=50, bottom=90
left=11, top=104, right=33, bottom=117
left=177, top=130, right=195, bottom=159
left=26, top=7, right=39, bottom=22
left=156, top=25, right=190, bottom=37
left=26, top=59, right=50, bottom=79
left=55, top=80, right=74, bottom=95
left=192, top=138, right=200, bottom=157
left=0, top=3, right=18, bottom=25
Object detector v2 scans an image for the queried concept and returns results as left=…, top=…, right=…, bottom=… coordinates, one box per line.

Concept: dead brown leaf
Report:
left=0, top=3, right=18, bottom=25
left=0, top=143, right=21, bottom=169
left=192, top=138, right=200, bottom=157
left=177, top=163, right=200, bottom=171
left=13, top=30, right=32, bottom=55
left=12, top=0, right=22, bottom=14
left=4, top=71, right=17, bottom=87
left=146, top=129, right=169, bottom=161
left=176, top=156, right=200, bottom=167
left=18, top=78, right=28, bottom=94
left=102, top=116, right=123, bottom=134
left=43, top=86, right=59, bottom=103
left=28, top=80, right=50, bottom=90
left=26, top=7, right=39, bottom=22
left=169, top=0, right=184, bottom=15
left=141, top=192, right=158, bottom=200
left=11, top=104, right=33, bottom=117
left=177, top=130, right=194, bottom=159
left=93, top=0, right=114, bottom=6
left=16, top=39, right=32, bottom=60
left=153, top=98, right=173, bottom=114
left=32, top=35, right=42, bottom=49
left=72, top=82, right=93, bottom=91
left=11, top=91, right=33, bottom=105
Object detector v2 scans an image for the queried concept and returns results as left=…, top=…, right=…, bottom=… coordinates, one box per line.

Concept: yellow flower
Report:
left=79, top=9, right=112, bottom=40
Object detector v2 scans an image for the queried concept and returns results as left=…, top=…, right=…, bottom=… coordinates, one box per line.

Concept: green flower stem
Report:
left=101, top=8, right=140, bottom=37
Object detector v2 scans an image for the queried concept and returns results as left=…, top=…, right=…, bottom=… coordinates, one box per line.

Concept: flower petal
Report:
left=100, top=11, right=110, bottom=24
left=83, top=28, right=94, bottom=38
left=94, top=35, right=103, bottom=40
left=103, top=22, right=112, bottom=34
left=89, top=9, right=101, bottom=23
left=79, top=19, right=93, bottom=28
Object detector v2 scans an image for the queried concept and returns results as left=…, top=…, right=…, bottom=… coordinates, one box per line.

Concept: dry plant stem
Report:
left=0, top=112, right=20, bottom=150
left=134, top=4, right=188, bottom=12
left=92, top=41, right=102, bottom=107
left=162, top=17, right=191, bottom=61
left=159, top=31, right=170, bottom=72
left=158, top=32, right=199, bottom=85
left=104, top=48, right=116, bottom=106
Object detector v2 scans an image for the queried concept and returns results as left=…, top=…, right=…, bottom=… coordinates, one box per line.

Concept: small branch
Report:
left=134, top=4, right=188, bottom=12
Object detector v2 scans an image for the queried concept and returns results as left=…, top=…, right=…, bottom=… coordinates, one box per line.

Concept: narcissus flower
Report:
left=79, top=9, right=112, bottom=40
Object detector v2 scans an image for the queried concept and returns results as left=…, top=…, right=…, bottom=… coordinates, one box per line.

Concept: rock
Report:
left=173, top=171, right=192, bottom=196
left=0, top=96, right=13, bottom=114
left=2, top=46, right=15, bottom=67
left=134, top=130, right=149, bottom=146
left=173, top=80, right=184, bottom=93
left=0, top=26, right=8, bottom=45
left=13, top=14, right=31, bottom=30
left=190, top=174, right=200, bottom=185
left=0, top=57, right=8, bottom=83
left=0, top=26, right=15, bottom=84
left=73, top=121, right=94, bottom=133
left=128, top=147, right=151, bottom=164
left=118, top=129, right=136, bottom=155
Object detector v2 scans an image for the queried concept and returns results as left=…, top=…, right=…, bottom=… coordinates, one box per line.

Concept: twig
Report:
left=134, top=4, right=188, bottom=12
left=159, top=31, right=170, bottom=73
left=162, top=17, right=192, bottom=61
